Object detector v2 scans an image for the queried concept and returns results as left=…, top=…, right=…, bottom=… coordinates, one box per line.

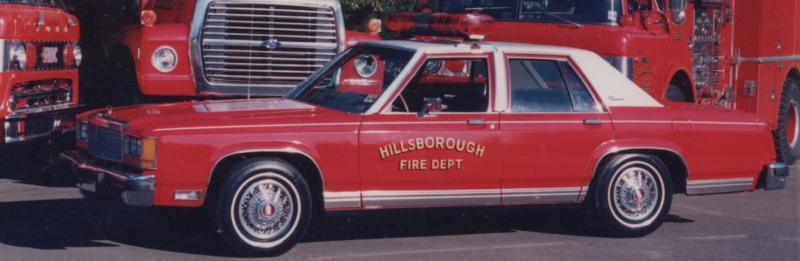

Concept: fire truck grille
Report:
left=201, top=1, right=339, bottom=89
left=87, top=124, right=123, bottom=162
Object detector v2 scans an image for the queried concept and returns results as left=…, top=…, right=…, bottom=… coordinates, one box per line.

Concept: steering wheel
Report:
left=391, top=95, right=411, bottom=112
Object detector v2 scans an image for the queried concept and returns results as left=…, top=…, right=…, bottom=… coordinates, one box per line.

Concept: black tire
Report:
left=666, top=84, right=691, bottom=103
left=216, top=158, right=312, bottom=257
left=592, top=154, right=672, bottom=237
left=776, top=78, right=800, bottom=163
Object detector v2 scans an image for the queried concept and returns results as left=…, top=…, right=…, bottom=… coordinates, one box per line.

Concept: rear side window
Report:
left=508, top=59, right=599, bottom=113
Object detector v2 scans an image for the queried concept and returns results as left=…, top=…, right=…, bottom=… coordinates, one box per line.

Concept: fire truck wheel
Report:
left=216, top=158, right=312, bottom=257
left=593, top=154, right=672, bottom=237
left=666, top=84, right=690, bottom=103
left=777, top=78, right=800, bottom=163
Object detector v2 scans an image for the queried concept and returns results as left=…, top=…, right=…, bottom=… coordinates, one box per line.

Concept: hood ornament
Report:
left=106, top=105, right=113, bottom=115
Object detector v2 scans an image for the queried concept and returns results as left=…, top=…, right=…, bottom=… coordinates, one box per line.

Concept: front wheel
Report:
left=216, top=158, right=312, bottom=257
left=592, top=154, right=672, bottom=236
left=776, top=78, right=800, bottom=163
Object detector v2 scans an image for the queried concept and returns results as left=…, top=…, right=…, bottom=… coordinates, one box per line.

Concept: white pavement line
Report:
left=679, top=234, right=748, bottom=240
left=309, top=242, right=567, bottom=260
left=672, top=204, right=724, bottom=216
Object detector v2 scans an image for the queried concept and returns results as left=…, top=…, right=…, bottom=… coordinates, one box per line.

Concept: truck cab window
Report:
left=392, top=58, right=490, bottom=113
left=508, top=59, right=598, bottom=113
left=628, top=0, right=653, bottom=12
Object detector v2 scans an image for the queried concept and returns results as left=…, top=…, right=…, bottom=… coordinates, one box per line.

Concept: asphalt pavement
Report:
left=0, top=160, right=798, bottom=261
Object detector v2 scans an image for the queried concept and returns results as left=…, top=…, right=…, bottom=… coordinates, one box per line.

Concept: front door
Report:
left=359, top=54, right=501, bottom=209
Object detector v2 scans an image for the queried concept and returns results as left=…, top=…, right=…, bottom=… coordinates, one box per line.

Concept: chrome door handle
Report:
left=467, top=119, right=486, bottom=125
left=583, top=119, right=603, bottom=125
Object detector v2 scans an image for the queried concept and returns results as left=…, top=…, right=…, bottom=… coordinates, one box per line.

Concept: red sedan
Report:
left=64, top=39, right=790, bottom=256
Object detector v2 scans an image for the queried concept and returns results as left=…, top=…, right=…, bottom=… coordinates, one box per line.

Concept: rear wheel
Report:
left=666, top=84, right=691, bottom=103
left=592, top=154, right=672, bottom=236
left=777, top=78, right=800, bottom=163
left=216, top=158, right=312, bottom=257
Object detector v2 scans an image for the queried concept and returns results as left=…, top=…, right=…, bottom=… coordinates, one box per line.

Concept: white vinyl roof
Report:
left=364, top=40, right=663, bottom=109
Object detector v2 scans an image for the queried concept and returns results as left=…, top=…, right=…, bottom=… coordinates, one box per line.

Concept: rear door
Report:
left=499, top=54, right=614, bottom=205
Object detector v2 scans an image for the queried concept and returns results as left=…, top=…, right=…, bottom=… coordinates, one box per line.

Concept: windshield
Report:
left=0, top=0, right=65, bottom=8
left=437, top=0, right=623, bottom=25
left=289, top=46, right=415, bottom=113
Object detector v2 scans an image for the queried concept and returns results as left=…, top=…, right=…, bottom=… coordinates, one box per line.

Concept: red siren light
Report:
left=387, top=12, right=496, bottom=40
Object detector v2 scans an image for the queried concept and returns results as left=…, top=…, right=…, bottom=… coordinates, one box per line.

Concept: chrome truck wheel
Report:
left=217, top=158, right=311, bottom=257
left=592, top=154, right=672, bottom=236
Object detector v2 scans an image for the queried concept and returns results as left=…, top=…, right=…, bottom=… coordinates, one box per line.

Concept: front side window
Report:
left=291, top=46, right=414, bottom=113
left=392, top=58, right=491, bottom=113
left=508, top=59, right=598, bottom=113
left=519, top=0, right=622, bottom=25
left=438, top=0, right=518, bottom=20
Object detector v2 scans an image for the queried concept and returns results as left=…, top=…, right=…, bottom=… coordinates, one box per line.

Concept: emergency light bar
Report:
left=387, top=12, right=496, bottom=40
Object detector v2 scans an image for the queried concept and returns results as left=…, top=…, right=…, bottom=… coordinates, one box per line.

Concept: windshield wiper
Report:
left=529, top=3, right=582, bottom=28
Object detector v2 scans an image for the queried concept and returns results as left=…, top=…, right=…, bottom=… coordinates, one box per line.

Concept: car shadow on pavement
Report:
left=0, top=198, right=695, bottom=257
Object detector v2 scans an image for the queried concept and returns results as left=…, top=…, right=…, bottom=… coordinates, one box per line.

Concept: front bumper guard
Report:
left=765, top=162, right=791, bottom=190
left=61, top=150, right=154, bottom=206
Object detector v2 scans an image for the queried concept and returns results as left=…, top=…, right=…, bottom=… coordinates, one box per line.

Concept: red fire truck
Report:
left=108, top=0, right=375, bottom=105
left=0, top=0, right=81, bottom=144
left=423, top=0, right=800, bottom=163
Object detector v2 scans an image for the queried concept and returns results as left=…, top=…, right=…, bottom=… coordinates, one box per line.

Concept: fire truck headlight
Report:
left=10, top=42, right=27, bottom=70
left=73, top=42, right=83, bottom=67
left=354, top=54, right=377, bottom=78
left=151, top=46, right=177, bottom=73
left=602, top=56, right=634, bottom=79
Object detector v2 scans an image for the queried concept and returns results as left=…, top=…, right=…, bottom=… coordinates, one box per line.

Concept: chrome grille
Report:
left=87, top=124, right=123, bottom=162
left=201, top=1, right=339, bottom=89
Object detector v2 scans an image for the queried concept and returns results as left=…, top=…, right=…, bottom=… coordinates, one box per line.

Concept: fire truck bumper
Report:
left=61, top=150, right=155, bottom=207
left=765, top=162, right=792, bottom=190
left=3, top=104, right=83, bottom=144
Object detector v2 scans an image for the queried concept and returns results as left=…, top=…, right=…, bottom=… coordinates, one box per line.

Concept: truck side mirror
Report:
left=418, top=97, right=445, bottom=117
left=670, top=0, right=688, bottom=25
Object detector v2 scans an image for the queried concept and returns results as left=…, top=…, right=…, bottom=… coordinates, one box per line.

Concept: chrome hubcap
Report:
left=613, top=167, right=659, bottom=221
left=237, top=178, right=294, bottom=240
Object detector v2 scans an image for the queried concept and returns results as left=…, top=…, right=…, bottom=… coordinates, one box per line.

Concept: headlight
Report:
left=123, top=135, right=157, bottom=169
left=602, top=56, right=634, bottom=79
left=424, top=60, right=443, bottom=75
left=354, top=54, right=377, bottom=78
left=151, top=46, right=177, bottom=73
left=76, top=121, right=89, bottom=142
left=10, top=42, right=27, bottom=70
left=73, top=42, right=83, bottom=67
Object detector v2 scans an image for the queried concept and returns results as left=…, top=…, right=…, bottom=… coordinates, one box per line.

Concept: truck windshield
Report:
left=289, top=46, right=415, bottom=114
left=0, top=0, right=65, bottom=8
left=437, top=0, right=622, bottom=25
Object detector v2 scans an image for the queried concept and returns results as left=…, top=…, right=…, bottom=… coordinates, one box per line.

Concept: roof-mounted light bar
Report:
left=387, top=12, right=496, bottom=40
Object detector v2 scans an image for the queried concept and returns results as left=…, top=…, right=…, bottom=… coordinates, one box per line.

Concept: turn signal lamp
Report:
left=124, top=136, right=158, bottom=169
left=140, top=138, right=157, bottom=169
left=24, top=43, right=37, bottom=70
left=141, top=10, right=158, bottom=27
left=387, top=12, right=495, bottom=40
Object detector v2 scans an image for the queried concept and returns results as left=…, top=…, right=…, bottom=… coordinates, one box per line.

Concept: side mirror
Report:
left=417, top=97, right=445, bottom=117
left=670, top=0, right=688, bottom=25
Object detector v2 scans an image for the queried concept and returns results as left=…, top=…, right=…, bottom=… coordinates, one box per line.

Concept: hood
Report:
left=0, top=3, right=79, bottom=41
left=83, top=98, right=354, bottom=135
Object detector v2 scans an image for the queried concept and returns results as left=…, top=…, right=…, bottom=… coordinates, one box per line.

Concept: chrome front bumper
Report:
left=3, top=104, right=82, bottom=144
left=61, top=150, right=155, bottom=206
